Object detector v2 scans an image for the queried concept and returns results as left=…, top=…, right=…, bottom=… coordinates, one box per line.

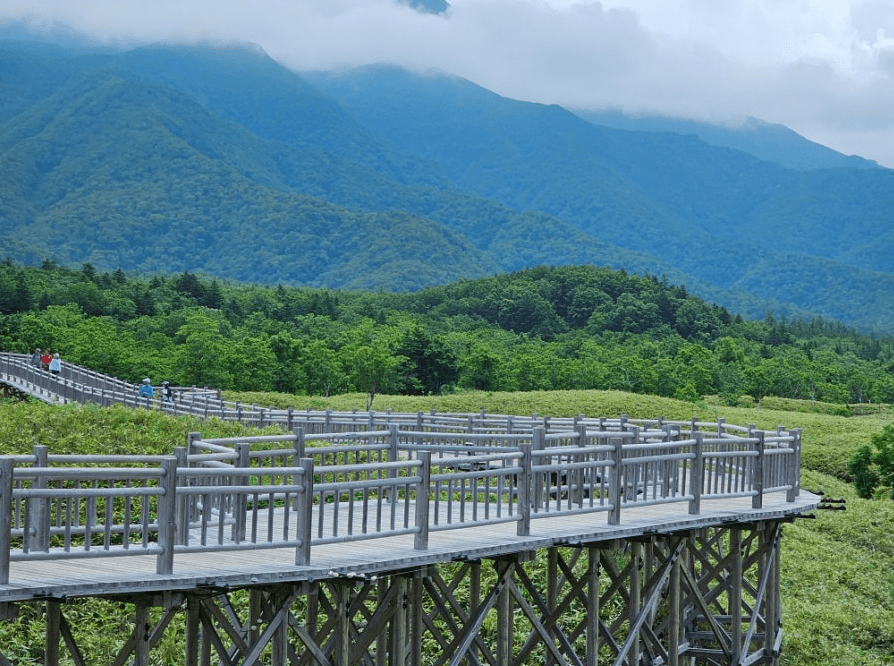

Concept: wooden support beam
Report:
left=334, top=582, right=352, bottom=666
left=587, top=546, right=599, bottom=666
left=730, top=528, right=744, bottom=661
left=132, top=604, right=150, bottom=666
left=496, top=560, right=513, bottom=666
left=668, top=541, right=682, bottom=666
left=546, top=548, right=558, bottom=666
left=411, top=571, right=424, bottom=666
left=391, top=576, right=408, bottom=666
left=185, top=596, right=200, bottom=666
left=0, top=520, right=795, bottom=666
left=44, top=601, right=60, bottom=666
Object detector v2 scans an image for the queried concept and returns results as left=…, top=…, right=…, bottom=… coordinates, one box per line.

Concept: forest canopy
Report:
left=1, top=259, right=892, bottom=409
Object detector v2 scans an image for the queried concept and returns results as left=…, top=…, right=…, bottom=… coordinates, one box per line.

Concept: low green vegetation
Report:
left=0, top=390, right=892, bottom=664
left=847, top=422, right=894, bottom=500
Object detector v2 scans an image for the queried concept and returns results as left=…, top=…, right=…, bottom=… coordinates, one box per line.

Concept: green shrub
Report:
left=848, top=423, right=894, bottom=499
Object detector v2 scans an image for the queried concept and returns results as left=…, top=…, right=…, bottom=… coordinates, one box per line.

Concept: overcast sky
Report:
left=3, top=0, right=894, bottom=167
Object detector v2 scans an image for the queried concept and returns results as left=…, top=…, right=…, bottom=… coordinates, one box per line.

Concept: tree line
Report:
left=1, top=259, right=893, bottom=410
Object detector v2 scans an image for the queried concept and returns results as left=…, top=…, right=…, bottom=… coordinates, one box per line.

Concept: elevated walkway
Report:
left=0, top=352, right=818, bottom=665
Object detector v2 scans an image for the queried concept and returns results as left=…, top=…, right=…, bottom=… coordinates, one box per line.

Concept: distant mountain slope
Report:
left=0, top=46, right=664, bottom=289
left=305, top=65, right=894, bottom=275
left=569, top=109, right=882, bottom=172
left=2, top=41, right=894, bottom=333
left=0, top=60, right=491, bottom=287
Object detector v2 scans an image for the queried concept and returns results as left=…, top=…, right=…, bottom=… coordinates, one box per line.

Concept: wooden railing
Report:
left=0, top=418, right=801, bottom=583
left=0, top=352, right=222, bottom=415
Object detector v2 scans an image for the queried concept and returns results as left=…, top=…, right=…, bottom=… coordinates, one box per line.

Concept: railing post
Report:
left=28, top=445, right=49, bottom=553
left=607, top=435, right=623, bottom=525
left=532, top=426, right=545, bottom=510
left=292, top=428, right=306, bottom=461
left=688, top=433, right=703, bottom=515
left=233, top=443, right=250, bottom=543
left=291, top=428, right=306, bottom=510
left=388, top=424, right=400, bottom=501
left=295, top=458, right=314, bottom=566
left=572, top=423, right=587, bottom=506
left=187, top=432, right=202, bottom=458
left=624, top=426, right=641, bottom=502
left=788, top=429, right=802, bottom=501
left=156, top=457, right=177, bottom=575
left=414, top=452, right=431, bottom=550
left=753, top=431, right=765, bottom=509
left=0, top=457, right=13, bottom=585
left=516, top=442, right=532, bottom=537
left=173, top=447, right=189, bottom=546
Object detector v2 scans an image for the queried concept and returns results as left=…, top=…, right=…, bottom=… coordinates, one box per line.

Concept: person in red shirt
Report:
left=40, top=350, right=52, bottom=371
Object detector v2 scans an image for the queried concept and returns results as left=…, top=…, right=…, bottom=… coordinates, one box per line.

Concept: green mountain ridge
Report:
left=1, top=40, right=893, bottom=332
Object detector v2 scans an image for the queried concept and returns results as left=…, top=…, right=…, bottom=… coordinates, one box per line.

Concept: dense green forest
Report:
left=4, top=42, right=894, bottom=333
left=2, top=259, right=892, bottom=409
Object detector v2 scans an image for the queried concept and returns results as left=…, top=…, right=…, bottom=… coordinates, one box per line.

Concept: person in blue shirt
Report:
left=49, top=353, right=61, bottom=376
left=138, top=378, right=154, bottom=398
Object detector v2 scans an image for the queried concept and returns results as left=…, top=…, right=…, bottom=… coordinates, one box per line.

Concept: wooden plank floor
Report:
left=0, top=490, right=819, bottom=603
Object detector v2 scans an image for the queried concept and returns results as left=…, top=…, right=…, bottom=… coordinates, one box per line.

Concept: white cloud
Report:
left=1, top=0, right=893, bottom=166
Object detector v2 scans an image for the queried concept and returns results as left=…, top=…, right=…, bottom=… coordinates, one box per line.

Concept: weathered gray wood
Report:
left=391, top=576, right=408, bottom=666
left=133, top=603, right=150, bottom=666
left=185, top=595, right=200, bottom=666
left=45, top=600, right=60, bottom=666
left=0, top=459, right=11, bottom=585
left=411, top=571, right=424, bottom=666
left=156, top=456, right=178, bottom=575
left=668, top=542, right=682, bottom=666
left=497, top=559, right=512, bottom=666
left=0, top=522, right=793, bottom=666
left=334, top=583, right=351, bottom=666
left=731, top=528, right=744, bottom=661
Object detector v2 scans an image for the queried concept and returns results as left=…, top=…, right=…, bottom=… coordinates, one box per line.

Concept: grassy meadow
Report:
left=1, top=390, right=893, bottom=664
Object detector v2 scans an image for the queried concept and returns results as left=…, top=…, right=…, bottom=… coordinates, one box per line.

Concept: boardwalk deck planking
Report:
left=0, top=489, right=815, bottom=603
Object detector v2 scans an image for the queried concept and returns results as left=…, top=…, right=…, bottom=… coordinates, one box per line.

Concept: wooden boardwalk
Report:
left=0, top=354, right=819, bottom=665
left=0, top=488, right=816, bottom=604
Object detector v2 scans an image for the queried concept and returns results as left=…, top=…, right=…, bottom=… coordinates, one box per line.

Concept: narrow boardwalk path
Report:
left=0, top=488, right=814, bottom=603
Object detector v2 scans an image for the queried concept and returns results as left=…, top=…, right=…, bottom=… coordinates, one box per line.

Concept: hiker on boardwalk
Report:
left=162, top=381, right=174, bottom=402
left=49, top=353, right=61, bottom=376
left=40, top=349, right=52, bottom=371
left=138, top=378, right=154, bottom=399
left=31, top=348, right=42, bottom=368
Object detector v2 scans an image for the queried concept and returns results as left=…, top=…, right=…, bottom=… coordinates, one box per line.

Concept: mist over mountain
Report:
left=570, top=110, right=882, bottom=172
left=1, top=40, right=892, bottom=332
